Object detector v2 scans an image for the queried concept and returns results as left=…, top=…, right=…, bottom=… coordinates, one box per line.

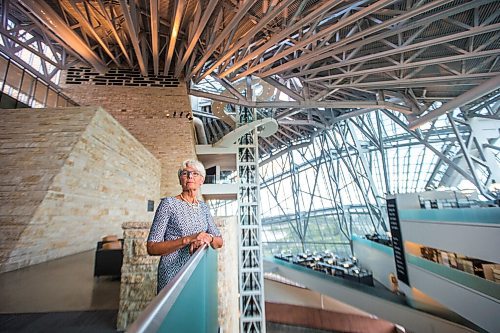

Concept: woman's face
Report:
left=179, top=165, right=205, bottom=191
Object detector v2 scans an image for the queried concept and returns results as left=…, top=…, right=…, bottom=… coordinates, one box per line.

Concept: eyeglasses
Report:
left=180, top=170, right=201, bottom=178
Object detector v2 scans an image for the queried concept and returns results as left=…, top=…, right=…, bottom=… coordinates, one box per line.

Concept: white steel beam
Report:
left=196, top=0, right=297, bottom=81
left=230, top=0, right=398, bottom=81
left=215, top=1, right=344, bottom=79
left=174, top=0, right=218, bottom=77
left=409, top=75, right=500, bottom=129
left=191, top=0, right=257, bottom=77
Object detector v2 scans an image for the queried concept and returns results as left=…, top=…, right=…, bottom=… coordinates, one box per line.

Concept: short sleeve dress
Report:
left=147, top=197, right=221, bottom=293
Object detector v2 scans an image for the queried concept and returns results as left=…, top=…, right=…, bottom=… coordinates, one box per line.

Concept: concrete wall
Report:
left=353, top=238, right=482, bottom=331
left=61, top=83, right=197, bottom=197
left=0, top=107, right=161, bottom=273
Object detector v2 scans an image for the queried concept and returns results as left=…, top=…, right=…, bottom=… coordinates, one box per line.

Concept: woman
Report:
left=147, top=159, right=223, bottom=292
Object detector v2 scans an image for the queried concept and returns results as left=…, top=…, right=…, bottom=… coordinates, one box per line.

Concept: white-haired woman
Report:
left=147, top=159, right=223, bottom=292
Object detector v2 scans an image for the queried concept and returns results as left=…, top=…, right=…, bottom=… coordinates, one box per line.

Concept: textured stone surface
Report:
left=117, top=221, right=159, bottom=330
left=215, top=216, right=239, bottom=333
left=0, top=107, right=160, bottom=273
left=61, top=83, right=197, bottom=197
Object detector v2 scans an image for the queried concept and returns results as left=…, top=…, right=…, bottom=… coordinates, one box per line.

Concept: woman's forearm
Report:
left=147, top=235, right=194, bottom=256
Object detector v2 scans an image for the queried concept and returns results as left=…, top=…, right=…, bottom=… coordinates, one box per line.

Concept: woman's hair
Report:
left=178, top=159, right=206, bottom=178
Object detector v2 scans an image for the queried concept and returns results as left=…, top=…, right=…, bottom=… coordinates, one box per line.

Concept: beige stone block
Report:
left=121, top=262, right=158, bottom=274
left=132, top=240, right=148, bottom=257
left=123, top=255, right=159, bottom=266
left=123, top=229, right=150, bottom=239
left=120, top=273, right=145, bottom=284
left=119, top=300, right=151, bottom=312
left=120, top=284, right=156, bottom=301
left=123, top=221, right=152, bottom=230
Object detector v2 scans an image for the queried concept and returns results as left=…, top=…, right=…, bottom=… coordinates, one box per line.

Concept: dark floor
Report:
left=0, top=310, right=120, bottom=333
left=267, top=322, right=341, bottom=333
left=0, top=251, right=121, bottom=333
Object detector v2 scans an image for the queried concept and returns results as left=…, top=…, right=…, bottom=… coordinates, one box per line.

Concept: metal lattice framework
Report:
left=237, top=106, right=266, bottom=333
left=1, top=0, right=498, bottom=133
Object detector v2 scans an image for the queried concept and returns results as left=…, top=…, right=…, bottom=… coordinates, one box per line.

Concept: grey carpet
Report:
left=0, top=310, right=121, bottom=333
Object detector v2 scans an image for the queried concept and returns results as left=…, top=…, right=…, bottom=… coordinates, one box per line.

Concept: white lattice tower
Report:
left=237, top=106, right=266, bottom=333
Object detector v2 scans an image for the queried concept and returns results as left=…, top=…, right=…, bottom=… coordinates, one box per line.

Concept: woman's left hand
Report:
left=189, top=232, right=212, bottom=253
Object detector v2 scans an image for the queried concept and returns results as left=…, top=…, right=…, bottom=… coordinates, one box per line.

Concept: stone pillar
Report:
left=117, top=222, right=159, bottom=330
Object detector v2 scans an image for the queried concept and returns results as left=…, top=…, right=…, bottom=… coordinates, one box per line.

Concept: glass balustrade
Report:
left=127, top=245, right=219, bottom=333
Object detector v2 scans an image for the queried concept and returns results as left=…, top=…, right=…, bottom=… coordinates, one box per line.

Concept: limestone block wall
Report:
left=215, top=216, right=239, bottom=333
left=0, top=107, right=160, bottom=272
left=117, top=215, right=238, bottom=331
left=61, top=83, right=197, bottom=197
left=117, top=222, right=159, bottom=330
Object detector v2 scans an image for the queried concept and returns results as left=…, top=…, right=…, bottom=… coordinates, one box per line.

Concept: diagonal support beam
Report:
left=95, top=0, right=132, bottom=67
left=119, top=0, right=147, bottom=75
left=65, top=0, right=119, bottom=66
left=150, top=0, right=159, bottom=75
left=191, top=0, right=257, bottom=77
left=174, top=0, right=218, bottom=77
left=230, top=0, right=398, bottom=81
left=196, top=0, right=297, bottom=81
left=261, top=77, right=304, bottom=101
left=17, top=0, right=106, bottom=73
left=164, top=0, right=185, bottom=75
left=409, top=74, right=500, bottom=129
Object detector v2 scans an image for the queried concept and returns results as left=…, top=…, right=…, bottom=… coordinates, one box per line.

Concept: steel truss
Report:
left=0, top=0, right=78, bottom=86
left=260, top=106, right=499, bottom=256
left=5, top=1, right=498, bottom=139
left=237, top=106, right=266, bottom=333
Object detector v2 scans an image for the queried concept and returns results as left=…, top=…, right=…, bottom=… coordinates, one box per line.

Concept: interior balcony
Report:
left=196, top=144, right=238, bottom=201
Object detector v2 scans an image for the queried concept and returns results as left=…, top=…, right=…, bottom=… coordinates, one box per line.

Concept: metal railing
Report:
left=127, top=244, right=219, bottom=333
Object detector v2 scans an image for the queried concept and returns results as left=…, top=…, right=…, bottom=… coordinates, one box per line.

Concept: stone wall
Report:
left=117, top=216, right=239, bottom=331
left=117, top=222, right=159, bottom=330
left=61, top=82, right=197, bottom=197
left=0, top=107, right=160, bottom=273
left=215, top=216, right=239, bottom=333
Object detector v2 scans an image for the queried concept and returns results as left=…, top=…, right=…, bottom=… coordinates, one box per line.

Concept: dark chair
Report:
left=94, top=239, right=124, bottom=277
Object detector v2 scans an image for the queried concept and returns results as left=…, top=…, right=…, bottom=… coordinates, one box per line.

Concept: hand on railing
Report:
left=189, top=232, right=213, bottom=254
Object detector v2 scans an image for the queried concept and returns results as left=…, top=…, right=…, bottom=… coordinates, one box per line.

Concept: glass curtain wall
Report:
left=260, top=104, right=500, bottom=257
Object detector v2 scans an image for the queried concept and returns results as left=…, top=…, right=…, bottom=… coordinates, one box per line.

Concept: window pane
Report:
left=46, top=88, right=57, bottom=107
left=19, top=73, right=35, bottom=104
left=4, top=64, right=22, bottom=98
left=56, top=94, right=66, bottom=107
left=0, top=57, right=8, bottom=89
left=33, top=81, right=47, bottom=107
